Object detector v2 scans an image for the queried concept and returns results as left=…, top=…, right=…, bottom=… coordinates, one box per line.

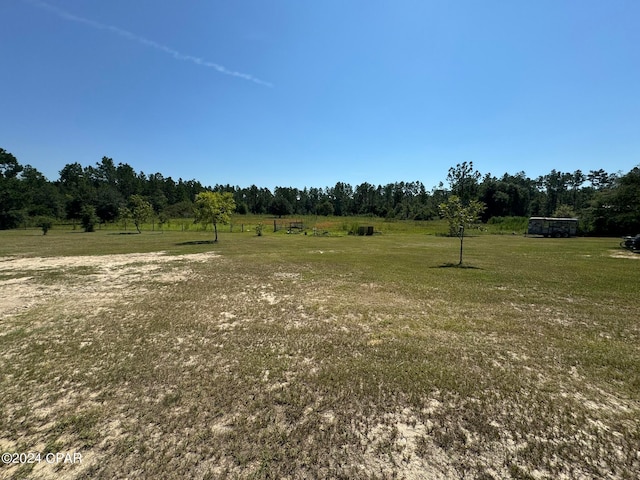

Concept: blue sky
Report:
left=2, top=0, right=639, bottom=190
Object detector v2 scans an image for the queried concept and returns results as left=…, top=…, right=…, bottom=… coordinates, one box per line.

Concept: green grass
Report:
left=30, top=212, right=527, bottom=240
left=485, top=215, right=529, bottom=234
left=0, top=225, right=638, bottom=479
left=44, top=213, right=452, bottom=234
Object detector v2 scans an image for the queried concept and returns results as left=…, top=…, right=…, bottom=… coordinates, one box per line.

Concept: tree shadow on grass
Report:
left=431, top=263, right=483, bottom=270
left=176, top=240, right=217, bottom=246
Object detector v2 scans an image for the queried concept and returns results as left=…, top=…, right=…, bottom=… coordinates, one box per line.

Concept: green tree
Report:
left=241, top=185, right=272, bottom=214
left=439, top=195, right=485, bottom=265
left=163, top=200, right=193, bottom=219
left=21, top=165, right=63, bottom=218
left=93, top=157, right=118, bottom=186
left=36, top=216, right=53, bottom=235
left=439, top=195, right=485, bottom=236
left=57, top=162, right=96, bottom=225
left=316, top=199, right=334, bottom=216
left=0, top=149, right=25, bottom=229
left=447, top=161, right=481, bottom=205
left=118, top=206, right=132, bottom=231
left=115, top=162, right=140, bottom=198
left=353, top=182, right=378, bottom=215
left=552, top=204, right=577, bottom=218
left=129, top=195, right=154, bottom=234
left=95, top=186, right=125, bottom=223
left=0, top=148, right=23, bottom=179
left=269, top=194, right=293, bottom=218
left=164, top=200, right=194, bottom=231
left=591, top=167, right=640, bottom=235
left=329, top=182, right=353, bottom=216
left=81, top=205, right=99, bottom=232
left=587, top=169, right=614, bottom=190
left=194, top=191, right=236, bottom=242
left=235, top=202, right=249, bottom=215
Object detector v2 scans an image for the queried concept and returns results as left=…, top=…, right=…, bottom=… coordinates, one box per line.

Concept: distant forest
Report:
left=1, top=147, right=639, bottom=235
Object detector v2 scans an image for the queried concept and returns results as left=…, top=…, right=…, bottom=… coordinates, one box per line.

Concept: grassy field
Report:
left=49, top=213, right=527, bottom=237
left=0, top=225, right=638, bottom=479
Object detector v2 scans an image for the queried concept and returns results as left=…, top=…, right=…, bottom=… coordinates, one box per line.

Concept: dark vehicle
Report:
left=527, top=217, right=578, bottom=237
left=620, top=234, right=640, bottom=252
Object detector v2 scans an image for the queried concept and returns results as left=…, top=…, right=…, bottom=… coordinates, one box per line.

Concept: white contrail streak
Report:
left=24, top=0, right=273, bottom=87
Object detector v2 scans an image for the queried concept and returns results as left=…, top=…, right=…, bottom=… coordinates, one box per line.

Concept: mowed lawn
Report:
left=0, top=227, right=638, bottom=479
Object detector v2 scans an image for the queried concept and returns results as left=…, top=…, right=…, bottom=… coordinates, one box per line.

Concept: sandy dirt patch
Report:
left=609, top=249, right=640, bottom=259
left=0, top=251, right=218, bottom=320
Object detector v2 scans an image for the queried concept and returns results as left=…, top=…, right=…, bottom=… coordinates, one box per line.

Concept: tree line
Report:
left=1, top=147, right=638, bottom=235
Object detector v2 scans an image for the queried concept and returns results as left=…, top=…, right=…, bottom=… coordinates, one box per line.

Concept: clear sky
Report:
left=2, top=0, right=639, bottom=190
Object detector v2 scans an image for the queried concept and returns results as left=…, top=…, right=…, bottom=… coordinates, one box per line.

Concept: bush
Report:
left=0, top=210, right=26, bottom=230
left=36, top=216, right=54, bottom=235
left=81, top=206, right=99, bottom=232
left=236, top=202, right=249, bottom=215
left=552, top=204, right=577, bottom=218
left=316, top=200, right=334, bottom=216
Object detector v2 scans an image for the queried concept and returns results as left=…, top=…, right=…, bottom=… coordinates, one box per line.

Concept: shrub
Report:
left=36, top=216, right=54, bottom=235
left=81, top=206, right=99, bottom=232
left=316, top=200, right=334, bottom=216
